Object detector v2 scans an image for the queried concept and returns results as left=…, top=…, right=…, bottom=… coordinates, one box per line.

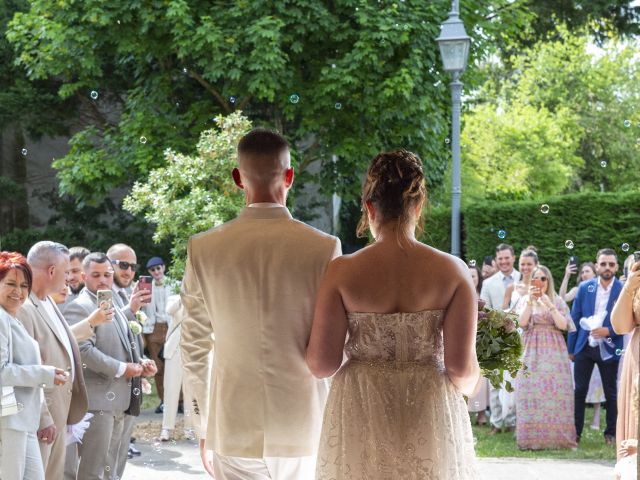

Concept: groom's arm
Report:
left=180, top=238, right=214, bottom=442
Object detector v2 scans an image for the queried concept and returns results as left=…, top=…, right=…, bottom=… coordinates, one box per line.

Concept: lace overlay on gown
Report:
left=316, top=310, right=478, bottom=479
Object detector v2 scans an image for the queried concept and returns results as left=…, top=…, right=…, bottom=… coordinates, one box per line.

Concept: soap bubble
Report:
left=139, top=136, right=147, bottom=144
left=497, top=229, right=506, bottom=239
left=621, top=243, right=630, bottom=252
left=444, top=138, right=450, bottom=144
left=600, top=160, right=607, bottom=168
left=469, top=259, right=476, bottom=267
left=289, top=94, right=300, bottom=104
left=21, top=148, right=27, bottom=156
left=133, top=387, right=141, bottom=396
left=540, top=204, right=550, bottom=214
left=90, top=90, right=99, bottom=100
left=106, top=391, right=116, bottom=401
left=606, top=338, right=613, bottom=345
left=334, top=102, right=342, bottom=110
left=229, top=96, right=236, bottom=104
left=623, top=119, right=631, bottom=128
left=587, top=285, right=596, bottom=293
left=615, top=348, right=623, bottom=356
left=565, top=240, right=574, bottom=250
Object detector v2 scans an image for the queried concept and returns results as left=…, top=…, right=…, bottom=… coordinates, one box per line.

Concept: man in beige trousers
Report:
left=17, top=241, right=89, bottom=480
left=181, top=128, right=341, bottom=479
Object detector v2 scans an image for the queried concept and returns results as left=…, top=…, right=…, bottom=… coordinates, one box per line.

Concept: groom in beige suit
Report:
left=181, top=128, right=341, bottom=479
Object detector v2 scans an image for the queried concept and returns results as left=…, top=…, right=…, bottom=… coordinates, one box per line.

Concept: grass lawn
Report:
left=472, top=405, right=616, bottom=461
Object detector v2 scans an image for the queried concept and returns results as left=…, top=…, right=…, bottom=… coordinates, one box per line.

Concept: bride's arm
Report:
left=306, top=259, right=349, bottom=378
left=443, top=260, right=481, bottom=396
left=612, top=262, right=640, bottom=335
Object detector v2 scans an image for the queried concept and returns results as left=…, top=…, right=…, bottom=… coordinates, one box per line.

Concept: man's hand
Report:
left=87, top=307, right=114, bottom=328
left=53, top=368, right=69, bottom=386
left=141, top=359, right=157, bottom=377
left=128, top=288, right=152, bottom=314
left=568, top=353, right=574, bottom=362
left=199, top=438, right=216, bottom=478
left=123, top=363, right=143, bottom=379
left=37, top=424, right=57, bottom=445
left=590, top=327, right=610, bottom=339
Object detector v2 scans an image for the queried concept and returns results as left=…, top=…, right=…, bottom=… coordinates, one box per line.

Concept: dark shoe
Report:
left=604, top=434, right=615, bottom=445
left=504, top=426, right=515, bottom=434
left=488, top=427, right=501, bottom=435
left=128, top=443, right=141, bottom=456
left=127, top=451, right=134, bottom=459
left=155, top=403, right=164, bottom=414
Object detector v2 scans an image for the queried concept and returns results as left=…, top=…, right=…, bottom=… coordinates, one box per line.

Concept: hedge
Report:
left=423, top=192, right=640, bottom=284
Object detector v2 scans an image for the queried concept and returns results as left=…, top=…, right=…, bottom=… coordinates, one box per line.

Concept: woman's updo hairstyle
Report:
left=356, top=149, right=427, bottom=238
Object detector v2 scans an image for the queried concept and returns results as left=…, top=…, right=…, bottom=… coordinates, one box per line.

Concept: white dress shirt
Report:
left=595, top=277, right=613, bottom=317
left=41, top=297, right=75, bottom=381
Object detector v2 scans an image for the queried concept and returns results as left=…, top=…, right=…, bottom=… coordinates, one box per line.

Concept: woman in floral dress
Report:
left=516, top=265, right=577, bottom=449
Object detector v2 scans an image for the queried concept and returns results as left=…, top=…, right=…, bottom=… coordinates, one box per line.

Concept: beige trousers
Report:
left=212, top=453, right=316, bottom=480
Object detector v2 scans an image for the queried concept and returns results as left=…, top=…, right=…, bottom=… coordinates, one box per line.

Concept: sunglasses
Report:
left=148, top=265, right=163, bottom=272
left=533, top=276, right=548, bottom=282
left=111, top=260, right=139, bottom=272
left=598, top=262, right=616, bottom=268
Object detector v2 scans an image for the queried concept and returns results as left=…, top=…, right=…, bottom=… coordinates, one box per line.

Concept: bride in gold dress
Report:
left=306, top=150, right=480, bottom=479
left=612, top=256, right=640, bottom=460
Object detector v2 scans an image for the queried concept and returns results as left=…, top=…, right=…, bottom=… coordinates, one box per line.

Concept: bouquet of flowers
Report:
left=475, top=299, right=525, bottom=392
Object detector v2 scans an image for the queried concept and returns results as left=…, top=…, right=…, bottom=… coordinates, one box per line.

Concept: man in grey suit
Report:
left=480, top=243, right=521, bottom=434
left=65, top=252, right=154, bottom=479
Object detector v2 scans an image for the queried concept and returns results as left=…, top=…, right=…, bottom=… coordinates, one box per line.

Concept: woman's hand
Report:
left=618, top=439, right=638, bottom=458
left=540, top=294, right=554, bottom=310
left=624, top=261, right=640, bottom=293
left=565, top=261, right=577, bottom=277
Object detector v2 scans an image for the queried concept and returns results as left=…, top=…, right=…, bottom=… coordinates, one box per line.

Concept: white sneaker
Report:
left=159, top=429, right=171, bottom=441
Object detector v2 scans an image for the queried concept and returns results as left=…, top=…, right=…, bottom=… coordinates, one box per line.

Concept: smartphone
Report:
left=569, top=256, right=579, bottom=269
left=97, top=289, right=113, bottom=312
left=531, top=278, right=543, bottom=298
left=634, top=251, right=640, bottom=263
left=138, top=276, right=152, bottom=303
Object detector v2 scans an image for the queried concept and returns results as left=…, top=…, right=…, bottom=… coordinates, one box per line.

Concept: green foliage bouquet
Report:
left=476, top=299, right=525, bottom=392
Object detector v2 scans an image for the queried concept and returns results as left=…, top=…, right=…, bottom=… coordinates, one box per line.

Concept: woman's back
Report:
left=335, top=241, right=462, bottom=314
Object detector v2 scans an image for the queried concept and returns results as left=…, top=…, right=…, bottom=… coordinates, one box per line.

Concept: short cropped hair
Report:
left=496, top=243, right=515, bottom=255
left=237, top=128, right=289, bottom=158
left=596, top=248, right=617, bottom=261
left=69, top=246, right=90, bottom=262
left=82, top=252, right=111, bottom=271
left=27, top=241, right=69, bottom=270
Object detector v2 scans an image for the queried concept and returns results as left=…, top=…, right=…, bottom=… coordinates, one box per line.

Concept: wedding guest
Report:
left=64, top=252, right=154, bottom=479
left=569, top=248, right=623, bottom=445
left=308, top=150, right=479, bottom=478
left=559, top=261, right=597, bottom=303
left=559, top=261, right=604, bottom=430
left=502, top=246, right=538, bottom=311
left=181, top=128, right=341, bottom=478
left=65, top=246, right=90, bottom=306
left=516, top=265, right=577, bottom=449
left=159, top=294, right=195, bottom=441
left=0, top=251, right=69, bottom=480
left=142, top=256, right=175, bottom=414
left=482, top=256, right=497, bottom=279
left=16, top=242, right=88, bottom=480
left=468, top=264, right=489, bottom=426
left=107, top=243, right=152, bottom=475
left=611, top=255, right=640, bottom=459
left=480, top=243, right=520, bottom=435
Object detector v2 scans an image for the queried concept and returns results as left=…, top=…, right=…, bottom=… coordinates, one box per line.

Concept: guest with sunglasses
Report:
left=568, top=248, right=624, bottom=445
left=516, top=265, right=577, bottom=450
left=142, top=257, right=178, bottom=414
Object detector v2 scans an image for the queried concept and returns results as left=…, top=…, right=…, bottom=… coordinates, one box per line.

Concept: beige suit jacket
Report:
left=17, top=293, right=88, bottom=428
left=181, top=205, right=341, bottom=458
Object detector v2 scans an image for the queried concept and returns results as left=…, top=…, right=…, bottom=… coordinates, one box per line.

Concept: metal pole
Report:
left=450, top=72, right=463, bottom=257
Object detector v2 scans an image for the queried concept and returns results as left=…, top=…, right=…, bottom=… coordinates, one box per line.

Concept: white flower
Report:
left=129, top=321, right=142, bottom=336
left=135, top=310, right=148, bottom=325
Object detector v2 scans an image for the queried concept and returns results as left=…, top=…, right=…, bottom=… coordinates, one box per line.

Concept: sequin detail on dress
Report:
left=316, top=310, right=478, bottom=479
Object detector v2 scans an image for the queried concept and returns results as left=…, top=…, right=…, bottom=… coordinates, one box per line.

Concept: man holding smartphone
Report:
left=142, top=256, right=176, bottom=414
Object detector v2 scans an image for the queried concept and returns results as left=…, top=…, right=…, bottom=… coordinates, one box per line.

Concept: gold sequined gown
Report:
left=316, top=310, right=478, bottom=479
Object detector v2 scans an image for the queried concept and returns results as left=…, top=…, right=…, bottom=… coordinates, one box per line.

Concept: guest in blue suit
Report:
left=568, top=248, right=623, bottom=444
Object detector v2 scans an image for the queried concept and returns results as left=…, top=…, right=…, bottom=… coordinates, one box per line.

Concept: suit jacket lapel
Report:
left=29, top=292, right=68, bottom=352
left=112, top=307, right=133, bottom=358
left=605, top=280, right=622, bottom=321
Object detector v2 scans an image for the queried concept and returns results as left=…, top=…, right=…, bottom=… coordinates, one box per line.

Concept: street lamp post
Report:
left=436, top=0, right=470, bottom=258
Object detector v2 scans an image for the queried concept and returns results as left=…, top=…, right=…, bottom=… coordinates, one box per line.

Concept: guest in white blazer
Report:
left=0, top=251, right=69, bottom=480
left=158, top=294, right=195, bottom=441
left=479, top=243, right=521, bottom=434
left=181, top=128, right=341, bottom=479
